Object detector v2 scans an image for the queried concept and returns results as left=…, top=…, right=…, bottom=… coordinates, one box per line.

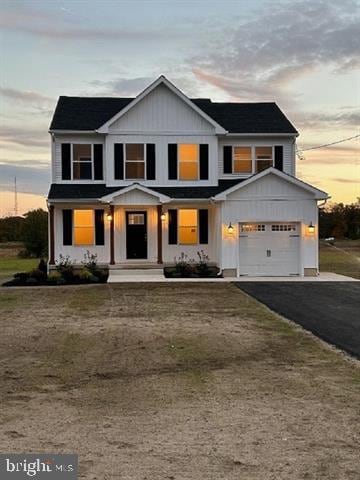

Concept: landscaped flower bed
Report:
left=164, top=251, right=221, bottom=278
left=2, top=252, right=108, bottom=287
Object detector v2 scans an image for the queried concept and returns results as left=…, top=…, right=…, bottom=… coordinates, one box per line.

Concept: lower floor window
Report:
left=74, top=210, right=94, bottom=245
left=179, top=209, right=198, bottom=244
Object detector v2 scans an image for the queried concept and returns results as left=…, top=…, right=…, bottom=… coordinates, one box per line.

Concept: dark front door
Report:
left=126, top=211, right=147, bottom=259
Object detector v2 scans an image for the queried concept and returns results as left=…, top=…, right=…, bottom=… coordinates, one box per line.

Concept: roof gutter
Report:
left=224, top=132, right=299, bottom=137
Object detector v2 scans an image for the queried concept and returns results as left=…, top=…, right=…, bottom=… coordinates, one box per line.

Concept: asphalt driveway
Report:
left=235, top=282, right=360, bottom=358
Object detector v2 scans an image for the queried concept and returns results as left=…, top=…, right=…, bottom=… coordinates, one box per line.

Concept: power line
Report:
left=299, top=134, right=360, bottom=152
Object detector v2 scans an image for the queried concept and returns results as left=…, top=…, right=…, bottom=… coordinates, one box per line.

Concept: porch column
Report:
left=110, top=204, right=115, bottom=265
left=49, top=204, right=55, bottom=265
left=157, top=205, right=163, bottom=264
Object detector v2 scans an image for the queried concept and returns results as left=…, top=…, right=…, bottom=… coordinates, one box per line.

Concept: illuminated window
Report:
left=233, top=147, right=252, bottom=173
left=241, top=224, right=266, bottom=232
left=73, top=144, right=92, bottom=179
left=125, top=144, right=144, bottom=179
left=179, top=144, right=199, bottom=180
left=74, top=210, right=94, bottom=245
left=179, top=209, right=198, bottom=244
left=255, top=147, right=273, bottom=173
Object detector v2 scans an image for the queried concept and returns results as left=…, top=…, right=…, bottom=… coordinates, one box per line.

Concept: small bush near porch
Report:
left=164, top=250, right=221, bottom=278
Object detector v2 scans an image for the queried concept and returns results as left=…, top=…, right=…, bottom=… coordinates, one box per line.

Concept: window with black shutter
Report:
left=199, top=144, right=209, bottom=180
left=168, top=144, right=178, bottom=180
left=61, top=144, right=71, bottom=180
left=62, top=209, right=72, bottom=245
left=223, top=146, right=233, bottom=174
left=146, top=144, right=156, bottom=180
left=199, top=209, right=208, bottom=244
left=95, top=209, right=104, bottom=245
left=94, top=144, right=103, bottom=180
left=114, top=143, right=124, bottom=180
left=168, top=209, right=178, bottom=244
left=274, top=146, right=283, bottom=171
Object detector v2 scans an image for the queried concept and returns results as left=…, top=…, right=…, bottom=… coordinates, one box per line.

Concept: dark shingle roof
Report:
left=49, top=96, right=297, bottom=134
left=48, top=180, right=245, bottom=200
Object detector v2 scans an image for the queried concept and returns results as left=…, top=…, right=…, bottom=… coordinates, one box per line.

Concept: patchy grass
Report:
left=0, top=242, right=39, bottom=283
left=0, top=283, right=359, bottom=479
left=320, top=239, right=360, bottom=279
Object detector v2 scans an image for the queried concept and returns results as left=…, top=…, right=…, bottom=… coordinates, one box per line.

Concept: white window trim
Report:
left=178, top=144, right=200, bottom=181
left=71, top=144, right=94, bottom=180
left=254, top=145, right=274, bottom=173
left=73, top=209, right=95, bottom=246
left=178, top=208, right=199, bottom=245
left=229, top=145, right=275, bottom=175
left=124, top=143, right=146, bottom=180
left=232, top=146, right=253, bottom=174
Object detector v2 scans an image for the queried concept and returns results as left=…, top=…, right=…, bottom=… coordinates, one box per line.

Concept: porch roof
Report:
left=47, top=179, right=245, bottom=201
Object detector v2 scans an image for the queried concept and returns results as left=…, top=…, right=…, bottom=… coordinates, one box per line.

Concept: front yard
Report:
left=0, top=283, right=359, bottom=479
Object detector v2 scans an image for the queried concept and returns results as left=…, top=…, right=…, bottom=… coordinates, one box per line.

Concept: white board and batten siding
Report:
left=108, top=84, right=216, bottom=134
left=219, top=173, right=319, bottom=276
left=218, top=136, right=296, bottom=178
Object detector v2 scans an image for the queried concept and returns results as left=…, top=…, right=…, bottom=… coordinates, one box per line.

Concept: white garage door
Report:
left=238, top=222, right=300, bottom=276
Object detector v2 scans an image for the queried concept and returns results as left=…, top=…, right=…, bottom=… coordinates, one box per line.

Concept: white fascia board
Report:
left=49, top=130, right=96, bottom=134
left=224, top=132, right=299, bottom=137
left=213, top=168, right=329, bottom=201
left=99, top=183, right=171, bottom=204
left=96, top=75, right=227, bottom=134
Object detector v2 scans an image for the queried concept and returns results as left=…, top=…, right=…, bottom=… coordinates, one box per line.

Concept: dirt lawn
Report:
left=0, top=283, right=359, bottom=480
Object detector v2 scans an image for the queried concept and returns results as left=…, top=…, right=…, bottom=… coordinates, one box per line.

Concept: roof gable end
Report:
left=97, top=75, right=226, bottom=134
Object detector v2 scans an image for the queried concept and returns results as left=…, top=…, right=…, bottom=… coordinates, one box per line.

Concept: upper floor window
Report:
left=73, top=144, right=92, bottom=180
left=224, top=145, right=279, bottom=175
left=255, top=147, right=273, bottom=173
left=125, top=144, right=145, bottom=179
left=61, top=143, right=103, bottom=181
left=179, top=144, right=199, bottom=180
left=233, top=147, right=252, bottom=174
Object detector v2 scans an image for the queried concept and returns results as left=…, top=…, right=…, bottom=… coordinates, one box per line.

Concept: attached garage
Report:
left=238, top=222, right=300, bottom=276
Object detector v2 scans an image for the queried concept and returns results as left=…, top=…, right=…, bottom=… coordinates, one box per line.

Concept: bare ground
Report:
left=0, top=283, right=359, bottom=480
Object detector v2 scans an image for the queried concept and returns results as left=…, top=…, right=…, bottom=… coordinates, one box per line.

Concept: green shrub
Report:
left=55, top=254, right=75, bottom=281
left=29, top=268, right=47, bottom=281
left=48, top=271, right=64, bottom=285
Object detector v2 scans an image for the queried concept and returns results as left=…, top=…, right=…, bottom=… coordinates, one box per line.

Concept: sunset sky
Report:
left=0, top=0, right=359, bottom=216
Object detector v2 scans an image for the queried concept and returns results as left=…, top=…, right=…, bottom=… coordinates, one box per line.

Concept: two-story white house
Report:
left=47, top=75, right=328, bottom=277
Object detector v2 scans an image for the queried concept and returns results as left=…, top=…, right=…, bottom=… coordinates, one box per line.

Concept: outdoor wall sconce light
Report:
left=308, top=222, right=315, bottom=234
left=227, top=222, right=234, bottom=234
left=160, top=212, right=166, bottom=221
left=106, top=212, right=113, bottom=222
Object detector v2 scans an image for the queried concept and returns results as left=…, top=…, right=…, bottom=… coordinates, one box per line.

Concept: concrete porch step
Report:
left=108, top=268, right=165, bottom=282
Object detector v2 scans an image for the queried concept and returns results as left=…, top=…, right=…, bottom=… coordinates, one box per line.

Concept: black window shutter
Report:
left=199, top=144, right=209, bottom=180
left=114, top=143, right=124, bottom=180
left=94, top=144, right=103, bottom=180
left=95, top=209, right=104, bottom=245
left=199, top=209, right=208, bottom=244
left=63, top=209, right=72, bottom=245
left=146, top=144, right=156, bottom=180
left=168, top=209, right=178, bottom=244
left=274, top=146, right=283, bottom=171
left=61, top=143, right=71, bottom=180
left=168, top=144, right=178, bottom=180
left=223, top=146, right=233, bottom=174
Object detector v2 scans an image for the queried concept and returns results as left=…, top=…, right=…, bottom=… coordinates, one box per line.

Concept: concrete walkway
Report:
left=107, top=272, right=358, bottom=283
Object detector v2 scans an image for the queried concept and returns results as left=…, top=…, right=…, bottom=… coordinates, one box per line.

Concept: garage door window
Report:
left=241, top=224, right=266, bottom=232
left=271, top=224, right=296, bottom=231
